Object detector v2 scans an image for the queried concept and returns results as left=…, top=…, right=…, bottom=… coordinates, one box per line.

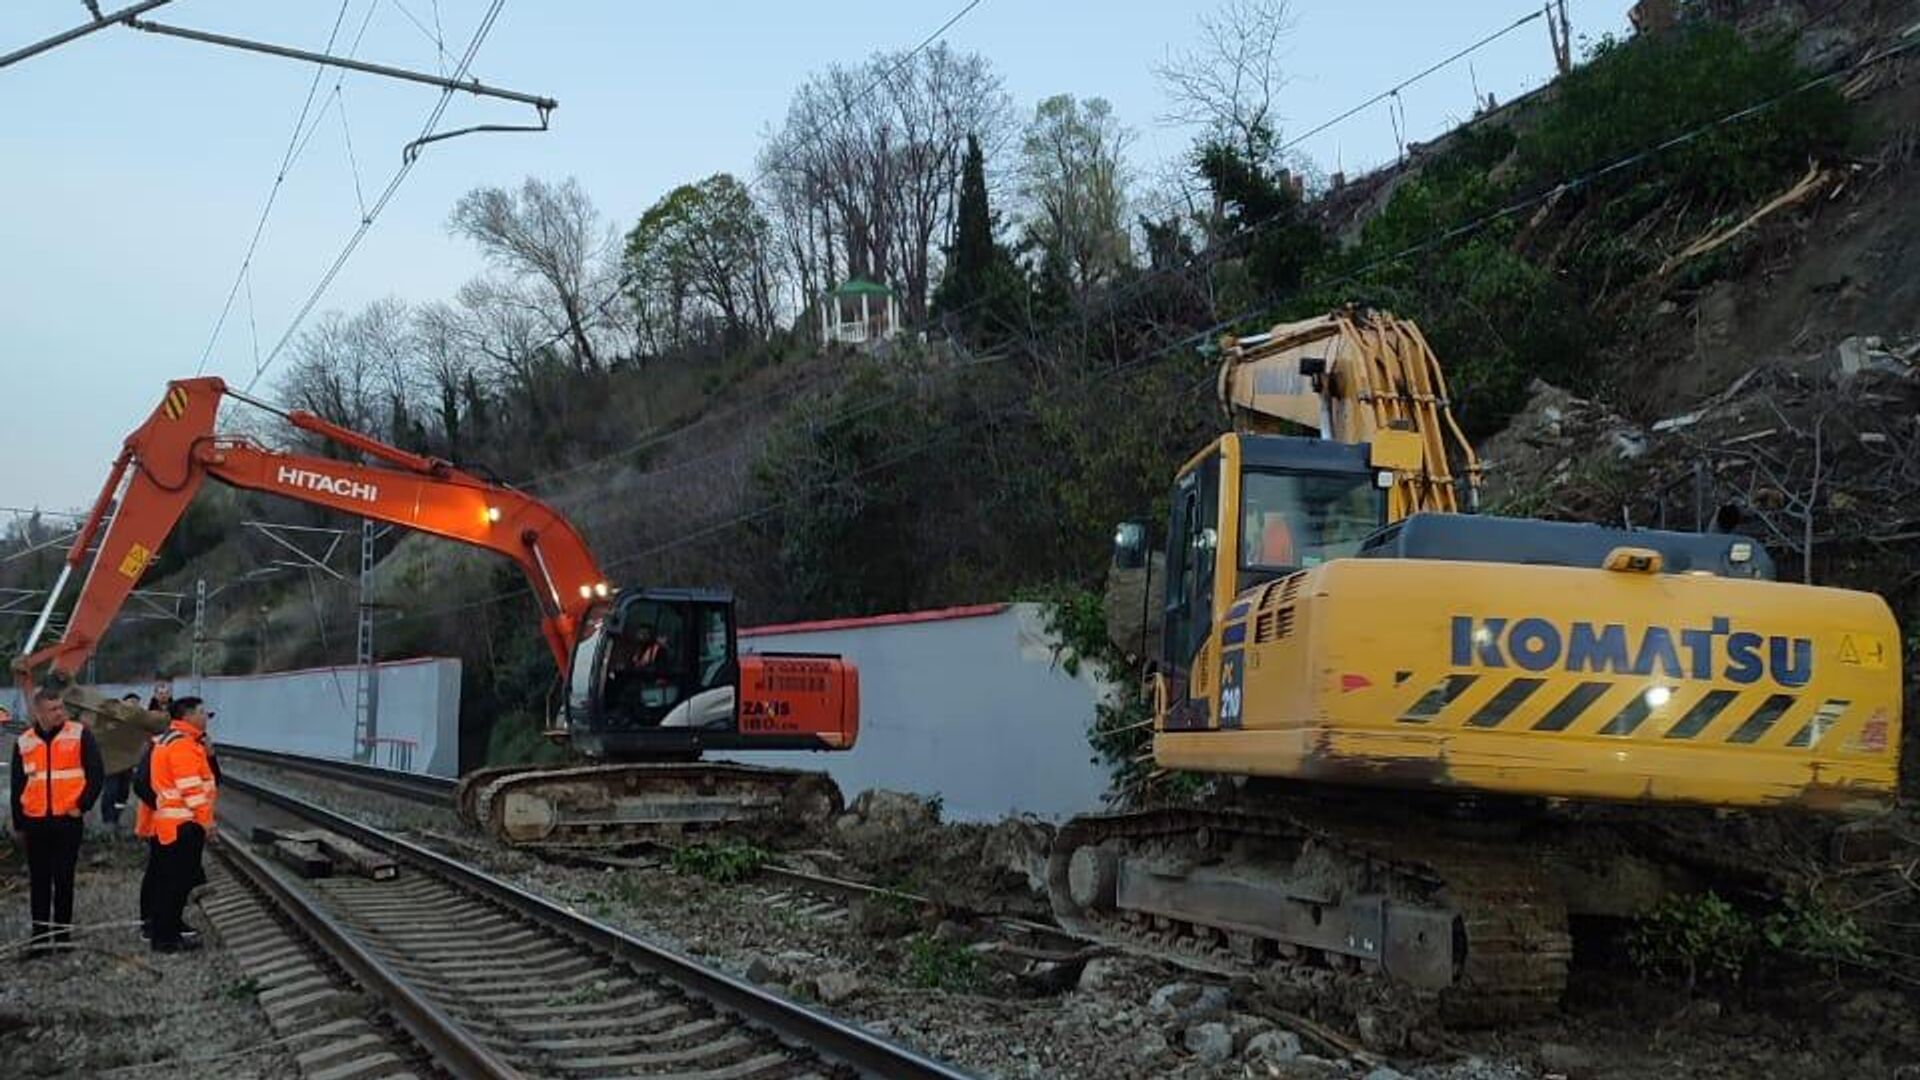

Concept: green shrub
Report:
left=669, top=841, right=773, bottom=884
left=904, top=932, right=982, bottom=991
left=1628, top=890, right=1757, bottom=987
left=1519, top=26, right=1848, bottom=206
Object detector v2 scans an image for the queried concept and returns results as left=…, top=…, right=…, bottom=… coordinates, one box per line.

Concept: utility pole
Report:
left=191, top=578, right=206, bottom=695
left=1546, top=0, right=1573, bottom=77
left=353, top=520, right=381, bottom=763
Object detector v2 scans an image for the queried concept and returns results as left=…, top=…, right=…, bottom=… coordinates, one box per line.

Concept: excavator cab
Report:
left=1159, top=432, right=1389, bottom=684
left=561, top=588, right=857, bottom=760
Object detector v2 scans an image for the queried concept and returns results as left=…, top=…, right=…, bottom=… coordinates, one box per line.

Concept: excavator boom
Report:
left=18, top=377, right=603, bottom=684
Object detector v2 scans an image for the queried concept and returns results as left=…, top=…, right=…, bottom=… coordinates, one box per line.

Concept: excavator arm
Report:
left=1215, top=308, right=1482, bottom=516
left=17, top=376, right=607, bottom=687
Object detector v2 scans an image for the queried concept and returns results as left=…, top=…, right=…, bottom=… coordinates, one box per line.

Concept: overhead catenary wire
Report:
left=242, top=0, right=509, bottom=395
left=192, top=0, right=357, bottom=376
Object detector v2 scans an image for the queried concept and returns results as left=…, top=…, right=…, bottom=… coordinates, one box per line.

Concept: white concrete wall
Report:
left=724, top=603, right=1114, bottom=823
left=2, top=658, right=461, bottom=777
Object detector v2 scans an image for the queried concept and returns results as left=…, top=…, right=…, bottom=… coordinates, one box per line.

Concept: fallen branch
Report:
left=1658, top=163, right=1830, bottom=275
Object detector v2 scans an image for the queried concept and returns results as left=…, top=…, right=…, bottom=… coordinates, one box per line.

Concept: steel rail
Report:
left=221, top=772, right=979, bottom=1080
left=212, top=824, right=518, bottom=1079
left=218, top=743, right=457, bottom=804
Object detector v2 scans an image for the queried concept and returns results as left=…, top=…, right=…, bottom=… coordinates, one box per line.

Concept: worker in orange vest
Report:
left=9, top=685, right=104, bottom=952
left=145, top=695, right=217, bottom=953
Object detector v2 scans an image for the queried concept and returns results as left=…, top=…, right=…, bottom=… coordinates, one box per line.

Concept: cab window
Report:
left=1240, top=471, right=1384, bottom=572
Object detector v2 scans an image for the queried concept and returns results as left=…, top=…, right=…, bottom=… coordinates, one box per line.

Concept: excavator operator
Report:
left=606, top=624, right=681, bottom=723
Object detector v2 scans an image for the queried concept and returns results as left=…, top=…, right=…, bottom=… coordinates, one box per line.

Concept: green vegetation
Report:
left=669, top=841, right=774, bottom=884
left=1628, top=889, right=1874, bottom=989
left=903, top=932, right=983, bottom=992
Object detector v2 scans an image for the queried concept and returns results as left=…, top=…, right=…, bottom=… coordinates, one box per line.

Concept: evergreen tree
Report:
left=932, top=134, right=1027, bottom=345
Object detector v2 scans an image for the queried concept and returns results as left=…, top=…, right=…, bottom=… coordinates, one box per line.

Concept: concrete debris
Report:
left=1835, top=334, right=1915, bottom=381
left=1077, top=956, right=1125, bottom=993
left=1183, top=1021, right=1235, bottom=1062
left=813, top=970, right=865, bottom=1005
left=1244, top=1029, right=1304, bottom=1064
left=1149, top=981, right=1232, bottom=1021
left=844, top=789, right=942, bottom=831
left=979, top=817, right=1054, bottom=895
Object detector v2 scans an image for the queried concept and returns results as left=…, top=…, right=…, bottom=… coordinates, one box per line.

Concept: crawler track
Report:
left=219, top=773, right=976, bottom=1080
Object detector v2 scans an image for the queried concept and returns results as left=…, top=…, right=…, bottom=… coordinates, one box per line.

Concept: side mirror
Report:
left=1112, top=521, right=1149, bottom=569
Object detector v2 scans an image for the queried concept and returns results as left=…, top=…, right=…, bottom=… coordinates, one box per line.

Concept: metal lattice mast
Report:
left=353, top=519, right=379, bottom=762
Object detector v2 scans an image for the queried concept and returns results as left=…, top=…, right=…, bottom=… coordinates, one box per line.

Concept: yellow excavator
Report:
left=1049, top=309, right=1902, bottom=1018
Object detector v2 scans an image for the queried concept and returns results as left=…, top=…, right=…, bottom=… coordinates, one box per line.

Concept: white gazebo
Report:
left=819, top=277, right=899, bottom=346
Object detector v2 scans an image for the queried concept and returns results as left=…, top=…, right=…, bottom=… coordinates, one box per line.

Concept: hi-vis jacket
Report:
left=10, top=720, right=102, bottom=829
left=148, top=721, right=216, bottom=845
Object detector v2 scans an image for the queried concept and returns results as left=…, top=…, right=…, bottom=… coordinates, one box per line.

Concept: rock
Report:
left=1610, top=429, right=1648, bottom=459
left=813, top=971, right=864, bottom=1006
left=1133, top=1028, right=1170, bottom=1060
left=1795, top=23, right=1860, bottom=73
left=1244, top=1029, right=1303, bottom=1064
left=1538, top=1042, right=1596, bottom=1076
left=1077, top=956, right=1125, bottom=994
left=981, top=817, right=1054, bottom=895
left=1356, top=1006, right=1409, bottom=1052
left=1364, top=1068, right=1408, bottom=1080
left=850, top=789, right=940, bottom=831
left=745, top=957, right=785, bottom=984
left=1184, top=1022, right=1235, bottom=1063
left=1149, top=981, right=1231, bottom=1020
left=932, top=919, right=973, bottom=945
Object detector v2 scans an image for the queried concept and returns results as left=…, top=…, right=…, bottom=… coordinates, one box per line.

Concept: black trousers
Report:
left=21, top=817, right=84, bottom=946
left=99, top=772, right=132, bottom=825
left=147, top=823, right=206, bottom=944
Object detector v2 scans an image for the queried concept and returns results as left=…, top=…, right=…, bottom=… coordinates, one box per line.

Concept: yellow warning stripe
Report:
left=160, top=386, right=189, bottom=420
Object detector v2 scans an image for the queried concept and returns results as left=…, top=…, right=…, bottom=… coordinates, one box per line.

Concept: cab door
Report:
left=1162, top=451, right=1220, bottom=731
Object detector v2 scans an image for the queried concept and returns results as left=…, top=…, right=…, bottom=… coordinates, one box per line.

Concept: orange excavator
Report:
left=12, top=377, right=858, bottom=848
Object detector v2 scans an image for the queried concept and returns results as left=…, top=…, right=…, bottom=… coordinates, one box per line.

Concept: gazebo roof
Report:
left=827, top=277, right=894, bottom=298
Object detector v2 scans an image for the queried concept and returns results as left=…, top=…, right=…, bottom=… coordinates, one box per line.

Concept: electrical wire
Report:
left=402, top=23, right=1920, bottom=621
left=494, top=2, right=1562, bottom=497
left=243, top=0, right=509, bottom=394
left=191, top=0, right=356, bottom=376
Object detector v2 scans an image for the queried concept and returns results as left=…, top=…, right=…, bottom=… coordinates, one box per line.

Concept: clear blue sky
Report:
left=0, top=0, right=1631, bottom=514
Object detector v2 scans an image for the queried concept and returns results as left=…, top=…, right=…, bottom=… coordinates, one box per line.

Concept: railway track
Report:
left=219, top=743, right=457, bottom=805
left=217, top=772, right=977, bottom=1080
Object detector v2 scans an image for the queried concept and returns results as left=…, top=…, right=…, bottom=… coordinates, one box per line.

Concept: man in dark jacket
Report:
left=10, top=686, right=105, bottom=952
left=95, top=692, right=143, bottom=829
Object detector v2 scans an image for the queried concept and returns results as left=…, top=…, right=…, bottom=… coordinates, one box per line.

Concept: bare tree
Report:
left=276, top=298, right=415, bottom=446
left=448, top=177, right=619, bottom=373
left=1157, top=0, right=1295, bottom=168
left=761, top=43, right=1009, bottom=324
left=1020, top=94, right=1135, bottom=299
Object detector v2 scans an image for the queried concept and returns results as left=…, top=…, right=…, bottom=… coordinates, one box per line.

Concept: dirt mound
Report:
left=825, top=789, right=1054, bottom=917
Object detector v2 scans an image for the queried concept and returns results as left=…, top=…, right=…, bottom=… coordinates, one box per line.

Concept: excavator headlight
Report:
left=1729, top=542, right=1752, bottom=564
left=1644, top=686, right=1673, bottom=708
left=1375, top=470, right=1395, bottom=489
left=578, top=585, right=593, bottom=599
left=486, top=506, right=502, bottom=523
left=594, top=582, right=610, bottom=598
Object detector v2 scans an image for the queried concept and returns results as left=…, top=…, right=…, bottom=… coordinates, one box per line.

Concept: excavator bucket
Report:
left=58, top=682, right=169, bottom=774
